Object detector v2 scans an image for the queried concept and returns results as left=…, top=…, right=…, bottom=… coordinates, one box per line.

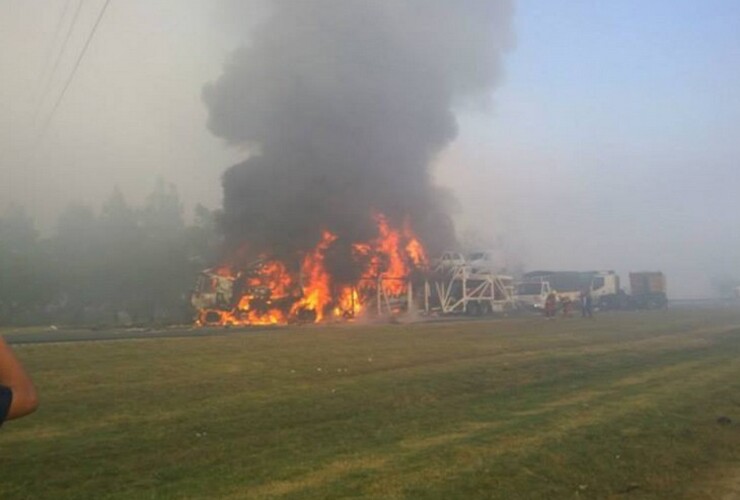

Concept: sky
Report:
left=1, top=0, right=739, bottom=298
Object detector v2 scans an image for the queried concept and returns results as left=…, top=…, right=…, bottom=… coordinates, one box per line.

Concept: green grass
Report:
left=3, top=309, right=740, bottom=499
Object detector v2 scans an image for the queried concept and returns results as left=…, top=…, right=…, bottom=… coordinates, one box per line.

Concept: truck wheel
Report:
left=467, top=302, right=482, bottom=316
left=599, top=296, right=614, bottom=310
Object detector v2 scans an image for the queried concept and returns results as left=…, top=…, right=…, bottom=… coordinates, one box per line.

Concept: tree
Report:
left=6, top=180, right=223, bottom=327
left=141, top=178, right=184, bottom=235
left=134, top=180, right=191, bottom=322
left=50, top=203, right=100, bottom=324
left=0, top=206, right=54, bottom=324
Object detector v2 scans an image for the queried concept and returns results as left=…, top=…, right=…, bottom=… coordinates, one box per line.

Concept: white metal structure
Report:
left=467, top=250, right=500, bottom=275
left=431, top=251, right=466, bottom=272
left=427, top=265, right=515, bottom=315
left=374, top=275, right=411, bottom=315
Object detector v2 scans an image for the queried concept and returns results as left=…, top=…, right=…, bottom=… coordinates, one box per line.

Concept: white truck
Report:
left=514, top=280, right=552, bottom=310
left=589, top=271, right=623, bottom=308
left=515, top=270, right=623, bottom=310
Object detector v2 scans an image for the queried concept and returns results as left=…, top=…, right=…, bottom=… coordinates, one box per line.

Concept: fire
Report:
left=334, top=287, right=361, bottom=318
left=193, top=213, right=428, bottom=326
left=230, top=260, right=296, bottom=326
left=290, top=230, right=337, bottom=322
left=403, top=220, right=427, bottom=267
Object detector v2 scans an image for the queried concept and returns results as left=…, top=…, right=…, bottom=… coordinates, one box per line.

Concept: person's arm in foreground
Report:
left=0, top=336, right=38, bottom=422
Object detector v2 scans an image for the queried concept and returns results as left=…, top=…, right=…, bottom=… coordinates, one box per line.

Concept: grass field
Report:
left=3, top=309, right=740, bottom=499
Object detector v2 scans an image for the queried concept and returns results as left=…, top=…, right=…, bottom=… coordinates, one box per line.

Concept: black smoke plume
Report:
left=204, top=0, right=513, bottom=267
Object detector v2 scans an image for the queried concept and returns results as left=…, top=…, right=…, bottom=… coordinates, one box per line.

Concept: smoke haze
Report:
left=203, top=0, right=514, bottom=258
left=1, top=1, right=739, bottom=298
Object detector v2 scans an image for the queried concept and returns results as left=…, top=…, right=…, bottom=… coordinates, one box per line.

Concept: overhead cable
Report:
left=38, top=0, right=112, bottom=138
left=34, top=0, right=86, bottom=123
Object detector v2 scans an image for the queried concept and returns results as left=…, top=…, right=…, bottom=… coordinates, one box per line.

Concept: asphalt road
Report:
left=3, top=314, right=496, bottom=345
left=9, top=303, right=732, bottom=345
left=3, top=325, right=279, bottom=345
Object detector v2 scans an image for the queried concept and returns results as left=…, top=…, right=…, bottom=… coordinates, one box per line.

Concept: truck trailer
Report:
left=628, top=272, right=668, bottom=309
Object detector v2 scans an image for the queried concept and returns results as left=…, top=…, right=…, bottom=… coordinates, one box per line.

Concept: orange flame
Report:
left=290, top=230, right=337, bottom=322
left=194, top=213, right=427, bottom=326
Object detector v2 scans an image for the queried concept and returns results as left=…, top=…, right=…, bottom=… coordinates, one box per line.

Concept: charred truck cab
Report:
left=191, top=270, right=237, bottom=325
left=191, top=260, right=306, bottom=326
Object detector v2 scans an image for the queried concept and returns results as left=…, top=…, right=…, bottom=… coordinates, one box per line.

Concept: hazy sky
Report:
left=1, top=0, right=739, bottom=297
left=439, top=0, right=740, bottom=297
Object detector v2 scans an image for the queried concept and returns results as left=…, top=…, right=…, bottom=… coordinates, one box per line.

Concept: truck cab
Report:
left=191, top=269, right=238, bottom=324
left=589, top=271, right=622, bottom=309
left=191, top=270, right=235, bottom=310
left=515, top=280, right=552, bottom=310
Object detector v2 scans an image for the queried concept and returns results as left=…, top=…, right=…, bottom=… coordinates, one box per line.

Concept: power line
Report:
left=33, top=0, right=86, bottom=123
left=38, top=0, right=112, bottom=139
left=36, top=0, right=73, bottom=87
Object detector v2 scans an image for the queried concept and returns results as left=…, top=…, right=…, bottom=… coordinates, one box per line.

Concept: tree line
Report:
left=0, top=180, right=221, bottom=327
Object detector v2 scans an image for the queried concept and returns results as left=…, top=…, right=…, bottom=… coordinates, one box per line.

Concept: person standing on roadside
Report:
left=561, top=295, right=572, bottom=318
left=581, top=290, right=594, bottom=319
left=580, top=290, right=588, bottom=318
left=545, top=291, right=557, bottom=319
left=0, top=336, right=38, bottom=426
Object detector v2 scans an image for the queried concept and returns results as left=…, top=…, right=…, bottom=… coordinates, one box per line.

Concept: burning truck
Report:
left=194, top=1, right=514, bottom=327
left=191, top=214, right=428, bottom=326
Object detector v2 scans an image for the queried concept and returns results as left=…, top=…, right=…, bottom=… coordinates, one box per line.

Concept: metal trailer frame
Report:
left=427, top=265, right=515, bottom=315
left=374, top=275, right=414, bottom=316
left=337, top=276, right=412, bottom=317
